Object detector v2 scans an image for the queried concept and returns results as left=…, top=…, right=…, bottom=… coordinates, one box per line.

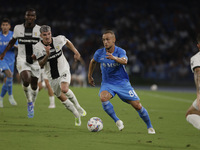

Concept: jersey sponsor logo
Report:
left=0, top=41, right=9, bottom=46
left=24, top=33, right=32, bottom=36
left=48, top=49, right=62, bottom=60
left=102, top=62, right=120, bottom=68
left=18, top=37, right=40, bottom=44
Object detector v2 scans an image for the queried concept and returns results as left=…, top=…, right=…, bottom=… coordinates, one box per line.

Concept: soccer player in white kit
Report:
left=186, top=34, right=200, bottom=130
left=0, top=8, right=40, bottom=118
left=33, top=25, right=86, bottom=126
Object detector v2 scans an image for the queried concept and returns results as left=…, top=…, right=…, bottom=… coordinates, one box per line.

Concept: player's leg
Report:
left=127, top=100, right=155, bottom=134
left=117, top=84, right=155, bottom=134
left=186, top=99, right=200, bottom=130
left=20, top=70, right=32, bottom=101
left=57, top=88, right=81, bottom=126
left=44, top=79, right=55, bottom=108
left=100, top=90, right=124, bottom=130
left=20, top=70, right=34, bottom=118
left=61, top=71, right=86, bottom=115
left=0, top=61, right=17, bottom=106
left=61, top=81, right=86, bottom=116
left=0, top=77, right=7, bottom=107
left=7, top=62, right=17, bottom=105
left=30, top=76, right=39, bottom=104
left=4, top=69, right=17, bottom=105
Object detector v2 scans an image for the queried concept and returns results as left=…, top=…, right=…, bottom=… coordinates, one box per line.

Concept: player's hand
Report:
left=88, top=76, right=95, bottom=87
left=0, top=52, right=5, bottom=60
left=74, top=52, right=81, bottom=62
left=31, top=54, right=37, bottom=60
left=106, top=52, right=116, bottom=60
left=45, top=46, right=51, bottom=56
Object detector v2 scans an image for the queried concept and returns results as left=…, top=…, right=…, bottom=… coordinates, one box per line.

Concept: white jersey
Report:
left=190, top=52, right=200, bottom=73
left=33, top=35, right=70, bottom=80
left=13, top=24, right=41, bottom=64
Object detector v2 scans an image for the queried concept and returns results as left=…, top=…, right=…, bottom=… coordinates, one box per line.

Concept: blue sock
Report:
left=137, top=107, right=153, bottom=129
left=1, top=83, right=7, bottom=97
left=6, top=77, right=13, bottom=95
left=102, top=101, right=119, bottom=123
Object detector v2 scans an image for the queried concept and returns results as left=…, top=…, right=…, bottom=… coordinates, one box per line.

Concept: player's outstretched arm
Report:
left=65, top=40, right=81, bottom=62
left=0, top=38, right=17, bottom=60
left=194, top=67, right=200, bottom=110
left=88, top=58, right=97, bottom=87
left=106, top=52, right=127, bottom=65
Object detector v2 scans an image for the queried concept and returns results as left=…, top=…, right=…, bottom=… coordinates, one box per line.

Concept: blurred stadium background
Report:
left=0, top=0, right=199, bottom=88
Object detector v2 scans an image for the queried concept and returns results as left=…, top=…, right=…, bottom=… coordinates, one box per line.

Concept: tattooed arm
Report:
left=194, top=67, right=200, bottom=110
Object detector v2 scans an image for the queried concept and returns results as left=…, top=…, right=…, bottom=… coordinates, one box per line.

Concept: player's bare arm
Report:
left=65, top=40, right=81, bottom=62
left=38, top=46, right=51, bottom=68
left=88, top=58, right=97, bottom=87
left=106, top=52, right=127, bottom=65
left=194, top=67, right=200, bottom=109
left=0, top=38, right=17, bottom=60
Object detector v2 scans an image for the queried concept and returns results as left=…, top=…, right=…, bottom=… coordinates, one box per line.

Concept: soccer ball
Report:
left=87, top=117, right=103, bottom=132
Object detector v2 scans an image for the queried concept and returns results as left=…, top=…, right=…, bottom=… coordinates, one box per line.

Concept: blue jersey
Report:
left=93, top=46, right=129, bottom=85
left=0, top=31, right=17, bottom=63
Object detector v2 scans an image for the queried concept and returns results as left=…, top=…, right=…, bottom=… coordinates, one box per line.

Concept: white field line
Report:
left=143, top=92, right=193, bottom=103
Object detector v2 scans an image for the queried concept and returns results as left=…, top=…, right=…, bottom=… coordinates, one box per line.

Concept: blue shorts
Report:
left=99, top=82, right=140, bottom=103
left=0, top=60, right=15, bottom=73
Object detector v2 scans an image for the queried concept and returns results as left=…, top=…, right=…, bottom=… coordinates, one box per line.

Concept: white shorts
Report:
left=49, top=71, right=71, bottom=97
left=192, top=99, right=199, bottom=111
left=17, top=60, right=40, bottom=78
left=38, top=68, right=48, bottom=82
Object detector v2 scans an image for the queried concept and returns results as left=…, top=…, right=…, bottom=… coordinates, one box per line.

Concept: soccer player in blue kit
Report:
left=88, top=30, right=155, bottom=134
left=0, top=18, right=18, bottom=107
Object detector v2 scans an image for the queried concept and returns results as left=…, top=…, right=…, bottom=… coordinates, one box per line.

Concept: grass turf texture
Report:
left=0, top=84, right=199, bottom=150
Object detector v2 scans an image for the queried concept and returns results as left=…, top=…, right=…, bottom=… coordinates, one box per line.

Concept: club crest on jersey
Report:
left=56, top=46, right=60, bottom=50
left=34, top=32, right=38, bottom=36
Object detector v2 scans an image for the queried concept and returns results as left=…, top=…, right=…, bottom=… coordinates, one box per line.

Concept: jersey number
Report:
left=129, top=90, right=138, bottom=97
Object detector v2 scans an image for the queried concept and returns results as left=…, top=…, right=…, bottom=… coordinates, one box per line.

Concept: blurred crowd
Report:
left=1, top=0, right=200, bottom=85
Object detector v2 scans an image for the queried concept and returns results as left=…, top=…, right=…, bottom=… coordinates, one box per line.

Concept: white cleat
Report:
left=75, top=116, right=81, bottom=126
left=116, top=120, right=124, bottom=131
left=0, top=97, right=3, bottom=108
left=48, top=104, right=56, bottom=108
left=8, top=95, right=17, bottom=106
left=77, top=107, right=87, bottom=117
left=148, top=128, right=156, bottom=134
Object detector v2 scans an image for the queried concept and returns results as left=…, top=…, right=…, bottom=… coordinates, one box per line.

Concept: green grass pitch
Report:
left=0, top=84, right=199, bottom=150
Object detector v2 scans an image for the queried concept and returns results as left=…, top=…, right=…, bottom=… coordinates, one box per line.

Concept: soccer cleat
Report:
left=27, top=102, right=34, bottom=118
left=116, top=120, right=124, bottom=131
left=75, top=116, right=81, bottom=126
left=77, top=107, right=87, bottom=117
left=148, top=128, right=156, bottom=134
left=0, top=97, right=3, bottom=108
left=8, top=95, right=17, bottom=106
left=48, top=103, right=56, bottom=108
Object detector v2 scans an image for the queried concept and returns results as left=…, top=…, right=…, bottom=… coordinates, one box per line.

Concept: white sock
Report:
left=65, top=89, right=81, bottom=109
left=22, top=85, right=32, bottom=102
left=31, top=87, right=39, bottom=103
left=186, top=114, right=200, bottom=130
left=49, top=96, right=55, bottom=105
left=62, top=99, right=80, bottom=118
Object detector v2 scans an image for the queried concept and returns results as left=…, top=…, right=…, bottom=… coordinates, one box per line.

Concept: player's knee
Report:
left=100, top=95, right=110, bottom=102
left=100, top=91, right=112, bottom=102
left=129, top=100, right=142, bottom=110
left=31, top=84, right=38, bottom=91
left=23, top=80, right=30, bottom=87
left=61, top=88, right=69, bottom=94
